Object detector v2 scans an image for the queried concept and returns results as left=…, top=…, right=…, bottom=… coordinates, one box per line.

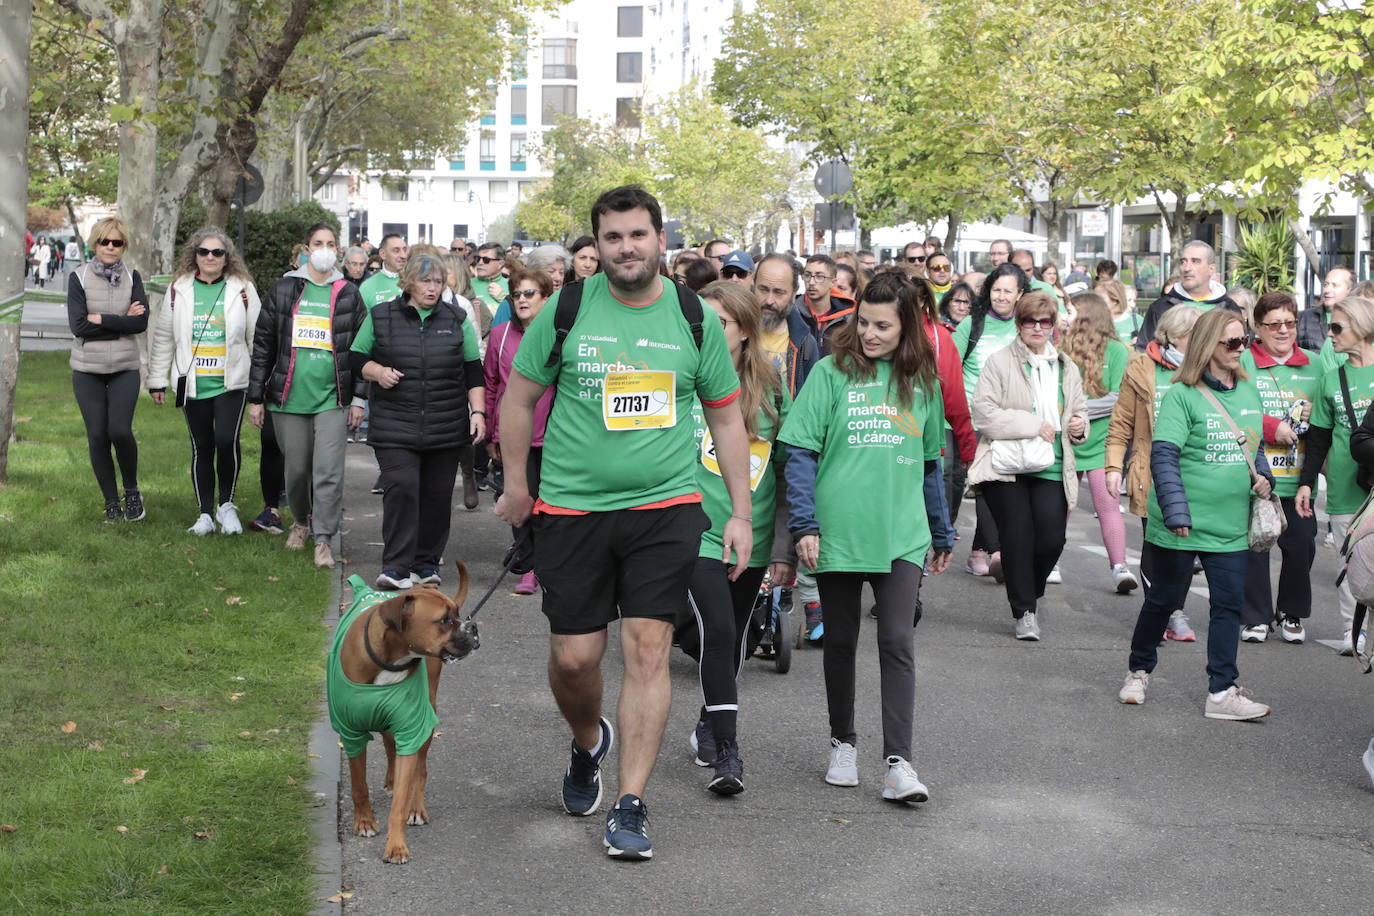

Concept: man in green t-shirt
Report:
left=471, top=242, right=510, bottom=314
left=357, top=234, right=408, bottom=311
left=495, top=186, right=753, bottom=862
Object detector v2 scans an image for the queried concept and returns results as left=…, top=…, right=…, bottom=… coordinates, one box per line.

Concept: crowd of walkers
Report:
left=64, top=188, right=1374, bottom=862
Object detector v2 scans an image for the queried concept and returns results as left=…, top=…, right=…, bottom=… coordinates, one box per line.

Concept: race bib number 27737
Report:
left=603, top=370, right=676, bottom=430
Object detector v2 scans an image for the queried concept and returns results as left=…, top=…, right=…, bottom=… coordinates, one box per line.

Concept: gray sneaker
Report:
left=1204, top=686, right=1271, bottom=721
left=825, top=738, right=858, bottom=787
left=882, top=756, right=929, bottom=803
left=1014, top=612, right=1041, bottom=641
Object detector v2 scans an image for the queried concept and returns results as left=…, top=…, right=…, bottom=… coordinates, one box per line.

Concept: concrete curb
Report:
left=309, top=562, right=345, bottom=915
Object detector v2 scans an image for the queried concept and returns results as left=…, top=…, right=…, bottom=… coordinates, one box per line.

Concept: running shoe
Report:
left=966, top=549, right=990, bottom=576
left=1241, top=624, right=1269, bottom=643
left=374, top=569, right=414, bottom=591
left=604, top=794, right=651, bottom=860
left=825, top=738, right=859, bottom=787
left=313, top=540, right=335, bottom=569
left=804, top=601, right=824, bottom=644
left=215, top=502, right=243, bottom=535
left=1204, top=686, right=1271, bottom=721
left=708, top=740, right=744, bottom=796
left=513, top=571, right=539, bottom=595
left=1164, top=610, right=1196, bottom=642
left=564, top=716, right=613, bottom=816
left=1118, top=670, right=1149, bottom=705
left=370, top=477, right=384, bottom=495
left=1341, top=630, right=1368, bottom=657
left=188, top=513, right=215, bottom=536
left=475, top=470, right=492, bottom=492
left=123, top=489, right=146, bottom=522
left=690, top=717, right=715, bottom=767
left=285, top=523, right=309, bottom=550
left=882, top=756, right=929, bottom=803
left=989, top=551, right=1004, bottom=583
left=1046, top=564, right=1062, bottom=585
left=1278, top=617, right=1306, bottom=644
left=1112, top=563, right=1138, bottom=594
left=411, top=567, right=442, bottom=586
left=1014, top=612, right=1041, bottom=641
left=248, top=506, right=282, bottom=534
left=1363, top=738, right=1374, bottom=788
left=104, top=499, right=122, bottom=523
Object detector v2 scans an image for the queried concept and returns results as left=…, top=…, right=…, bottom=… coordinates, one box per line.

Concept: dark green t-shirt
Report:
left=511, top=274, right=741, bottom=512
left=778, top=357, right=941, bottom=573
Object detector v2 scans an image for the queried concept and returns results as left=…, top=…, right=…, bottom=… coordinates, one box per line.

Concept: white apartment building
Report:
left=329, top=1, right=652, bottom=246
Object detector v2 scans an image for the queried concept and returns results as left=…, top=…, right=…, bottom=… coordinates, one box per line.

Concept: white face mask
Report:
left=309, top=247, right=336, bottom=273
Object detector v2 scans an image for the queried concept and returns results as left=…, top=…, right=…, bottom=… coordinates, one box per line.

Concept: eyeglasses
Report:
left=512, top=288, right=540, bottom=300
left=1330, top=321, right=1347, bottom=336
left=718, top=316, right=736, bottom=329
left=707, top=254, right=727, bottom=263
left=906, top=255, right=926, bottom=264
left=950, top=297, right=971, bottom=307
left=97, top=238, right=126, bottom=248
left=196, top=247, right=227, bottom=258
left=1219, top=337, right=1247, bottom=351
left=476, top=255, right=502, bottom=264
left=802, top=272, right=833, bottom=283
left=1259, top=319, right=1296, bottom=330
left=450, top=246, right=465, bottom=253
left=1019, top=317, right=1055, bottom=329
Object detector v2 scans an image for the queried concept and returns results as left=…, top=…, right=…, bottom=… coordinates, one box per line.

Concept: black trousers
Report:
left=259, top=409, right=285, bottom=509
left=183, top=390, right=246, bottom=514
left=1242, top=495, right=1318, bottom=625
left=687, top=559, right=769, bottom=745
left=980, top=476, right=1068, bottom=618
left=374, top=445, right=462, bottom=573
left=972, top=490, right=1000, bottom=552
left=72, top=369, right=140, bottom=502
left=946, top=429, right=968, bottom=530
left=816, top=560, right=923, bottom=761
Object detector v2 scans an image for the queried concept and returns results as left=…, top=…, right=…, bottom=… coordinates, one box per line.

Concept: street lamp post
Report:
left=469, top=191, right=486, bottom=243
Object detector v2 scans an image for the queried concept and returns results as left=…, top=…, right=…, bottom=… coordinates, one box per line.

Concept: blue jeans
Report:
left=1128, top=545, right=1247, bottom=694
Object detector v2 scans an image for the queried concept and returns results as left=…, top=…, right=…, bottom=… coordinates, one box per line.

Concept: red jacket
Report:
left=924, top=316, right=976, bottom=462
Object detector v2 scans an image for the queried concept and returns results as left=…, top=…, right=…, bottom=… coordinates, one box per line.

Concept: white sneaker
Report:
left=1014, top=612, right=1041, bottom=641
left=1341, top=630, right=1368, bottom=657
left=882, top=756, right=929, bottom=803
left=1204, top=686, right=1271, bottom=721
left=187, top=513, right=215, bottom=536
left=1118, top=670, right=1149, bottom=705
left=825, top=738, right=858, bottom=787
left=1112, top=564, right=1138, bottom=594
left=215, top=502, right=243, bottom=535
left=1047, top=565, right=1063, bottom=585
left=1277, top=617, right=1305, bottom=644
left=1363, top=738, right=1374, bottom=788
left=1241, top=624, right=1269, bottom=643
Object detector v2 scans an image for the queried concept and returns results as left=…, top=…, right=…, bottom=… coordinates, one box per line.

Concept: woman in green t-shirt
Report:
left=683, top=281, right=793, bottom=797
left=1296, top=294, right=1374, bottom=656
left=1063, top=293, right=1135, bottom=594
left=1119, top=309, right=1274, bottom=721
left=780, top=272, right=946, bottom=804
left=1098, top=278, right=1141, bottom=350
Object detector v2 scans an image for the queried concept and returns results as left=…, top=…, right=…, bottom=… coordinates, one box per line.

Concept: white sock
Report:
left=584, top=728, right=605, bottom=758
left=1209, top=690, right=1228, bottom=702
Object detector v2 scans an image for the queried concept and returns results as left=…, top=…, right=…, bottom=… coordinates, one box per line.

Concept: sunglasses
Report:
left=196, top=247, right=227, bottom=258
left=1259, top=319, right=1296, bottom=330
left=97, top=238, right=126, bottom=248
left=1330, top=321, right=1347, bottom=336
left=511, top=288, right=540, bottom=300
left=450, top=246, right=465, bottom=253
left=721, top=268, right=748, bottom=279
left=928, top=263, right=951, bottom=271
left=906, top=255, right=926, bottom=264
left=1219, top=337, right=1247, bottom=351
left=476, top=255, right=502, bottom=264
left=1019, top=317, right=1055, bottom=329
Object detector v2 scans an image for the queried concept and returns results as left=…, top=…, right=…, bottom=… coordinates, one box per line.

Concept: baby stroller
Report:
left=747, top=579, right=792, bottom=674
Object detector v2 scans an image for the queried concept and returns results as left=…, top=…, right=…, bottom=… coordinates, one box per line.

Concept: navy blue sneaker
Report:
left=689, top=717, right=714, bottom=767
left=604, top=794, right=652, bottom=860
left=561, top=716, right=613, bottom=816
left=411, top=567, right=442, bottom=586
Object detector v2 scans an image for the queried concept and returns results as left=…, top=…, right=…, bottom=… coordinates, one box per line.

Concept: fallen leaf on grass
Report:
left=267, top=575, right=279, bottom=582
left=0, top=825, right=16, bottom=833
left=15, top=416, right=31, bottom=423
left=326, top=895, right=343, bottom=904
left=60, top=721, right=76, bottom=734
left=199, top=608, right=212, bottom=617
left=158, top=705, right=174, bottom=711
left=285, top=775, right=296, bottom=785
left=213, top=586, right=225, bottom=592
left=229, top=693, right=243, bottom=701
left=86, top=741, right=104, bottom=751
left=308, top=753, right=320, bottom=759
left=115, top=825, right=129, bottom=834
left=230, top=676, right=245, bottom=681
left=160, top=542, right=171, bottom=547
left=225, top=596, right=245, bottom=606
left=193, top=829, right=215, bottom=840
left=239, top=731, right=252, bottom=737
left=122, top=769, right=147, bottom=785
left=157, top=865, right=170, bottom=875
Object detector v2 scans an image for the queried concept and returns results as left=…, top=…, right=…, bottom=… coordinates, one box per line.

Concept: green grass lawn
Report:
left=0, top=352, right=331, bottom=914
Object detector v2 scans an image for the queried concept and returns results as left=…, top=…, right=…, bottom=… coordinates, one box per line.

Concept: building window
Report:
left=480, top=84, right=497, bottom=125
left=541, top=86, right=577, bottom=125
left=489, top=181, right=509, bottom=204
left=616, top=98, right=641, bottom=129
left=318, top=182, right=338, bottom=202
left=452, top=179, right=470, bottom=202
left=616, top=52, right=642, bottom=83
left=381, top=180, right=408, bottom=202
left=510, top=133, right=527, bottom=171
left=511, top=86, right=527, bottom=125
left=453, top=223, right=469, bottom=239
left=510, top=39, right=527, bottom=82
left=381, top=222, right=407, bottom=241
left=543, top=38, right=577, bottom=80
left=618, top=6, right=643, bottom=37
left=479, top=130, right=496, bottom=171
left=448, top=157, right=465, bottom=171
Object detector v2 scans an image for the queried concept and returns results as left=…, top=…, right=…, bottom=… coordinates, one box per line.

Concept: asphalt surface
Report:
left=331, top=445, right=1374, bottom=915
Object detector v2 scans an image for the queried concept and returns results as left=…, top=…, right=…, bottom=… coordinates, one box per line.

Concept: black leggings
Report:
left=981, top=476, right=1068, bottom=617
left=72, top=369, right=140, bottom=502
left=816, top=560, right=923, bottom=761
left=972, top=490, right=1000, bottom=552
left=183, top=390, right=246, bottom=514
left=259, top=409, right=285, bottom=508
left=687, top=559, right=769, bottom=745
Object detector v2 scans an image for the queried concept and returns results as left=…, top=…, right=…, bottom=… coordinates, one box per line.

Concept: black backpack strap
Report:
left=962, top=313, right=985, bottom=363
left=671, top=279, right=704, bottom=351
left=544, top=280, right=585, bottom=369
left=1340, top=365, right=1360, bottom=430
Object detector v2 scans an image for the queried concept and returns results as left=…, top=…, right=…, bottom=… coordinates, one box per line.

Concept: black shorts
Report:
left=533, top=503, right=710, bottom=635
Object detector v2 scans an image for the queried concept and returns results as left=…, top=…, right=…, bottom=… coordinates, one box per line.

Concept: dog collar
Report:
left=363, top=607, right=421, bottom=673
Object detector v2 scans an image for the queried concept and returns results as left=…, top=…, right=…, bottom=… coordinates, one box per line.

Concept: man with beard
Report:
left=753, top=252, right=818, bottom=397
left=496, top=185, right=753, bottom=861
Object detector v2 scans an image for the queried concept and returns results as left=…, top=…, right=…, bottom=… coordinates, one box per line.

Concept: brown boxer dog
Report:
left=337, top=564, right=473, bottom=864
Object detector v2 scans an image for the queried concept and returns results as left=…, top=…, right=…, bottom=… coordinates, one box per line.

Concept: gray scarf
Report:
left=91, top=259, right=124, bottom=287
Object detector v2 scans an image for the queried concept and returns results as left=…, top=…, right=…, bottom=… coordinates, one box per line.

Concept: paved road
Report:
left=332, top=446, right=1374, bottom=914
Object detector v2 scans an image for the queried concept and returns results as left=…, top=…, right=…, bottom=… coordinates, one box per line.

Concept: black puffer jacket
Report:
left=249, top=273, right=366, bottom=407
left=351, top=296, right=482, bottom=450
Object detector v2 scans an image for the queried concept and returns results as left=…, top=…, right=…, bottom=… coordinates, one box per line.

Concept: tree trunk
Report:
left=1044, top=203, right=1064, bottom=266
left=0, top=0, right=33, bottom=481
left=1289, top=217, right=1321, bottom=277
left=943, top=211, right=961, bottom=254
left=114, top=0, right=165, bottom=276
left=1155, top=189, right=1192, bottom=278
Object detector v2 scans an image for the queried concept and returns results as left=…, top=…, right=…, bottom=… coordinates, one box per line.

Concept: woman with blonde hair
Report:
left=683, top=279, right=794, bottom=795
left=149, top=227, right=262, bottom=535
left=1064, top=293, right=1135, bottom=593
left=1096, top=277, right=1140, bottom=348
left=67, top=216, right=149, bottom=521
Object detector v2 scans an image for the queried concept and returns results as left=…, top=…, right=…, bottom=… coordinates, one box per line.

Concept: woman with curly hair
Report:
left=1063, top=292, right=1136, bottom=594
left=149, top=227, right=262, bottom=535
